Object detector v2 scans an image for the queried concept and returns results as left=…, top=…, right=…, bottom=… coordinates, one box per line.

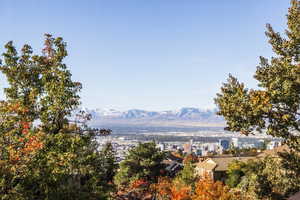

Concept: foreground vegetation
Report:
left=0, top=0, right=300, bottom=199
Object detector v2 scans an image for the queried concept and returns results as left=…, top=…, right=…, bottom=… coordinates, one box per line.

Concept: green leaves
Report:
left=0, top=34, right=81, bottom=135
left=216, top=1, right=300, bottom=198
left=114, top=142, right=166, bottom=188
left=175, top=161, right=196, bottom=189
left=215, top=0, right=300, bottom=151
left=0, top=34, right=115, bottom=199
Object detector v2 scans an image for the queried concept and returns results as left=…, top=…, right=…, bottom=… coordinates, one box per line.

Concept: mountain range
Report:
left=80, top=107, right=225, bottom=127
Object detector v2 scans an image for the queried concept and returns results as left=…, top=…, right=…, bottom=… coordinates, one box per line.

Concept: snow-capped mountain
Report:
left=79, top=107, right=224, bottom=125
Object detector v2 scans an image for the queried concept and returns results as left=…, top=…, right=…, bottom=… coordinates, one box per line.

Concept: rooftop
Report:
left=197, top=156, right=256, bottom=171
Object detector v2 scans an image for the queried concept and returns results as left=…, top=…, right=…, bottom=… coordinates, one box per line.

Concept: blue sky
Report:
left=0, top=0, right=290, bottom=110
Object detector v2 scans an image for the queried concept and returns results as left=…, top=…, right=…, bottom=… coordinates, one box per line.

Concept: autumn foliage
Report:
left=0, top=34, right=116, bottom=199
left=183, top=154, right=198, bottom=164
left=154, top=177, right=191, bottom=200
left=192, top=176, right=232, bottom=200
left=9, top=122, right=43, bottom=164
left=2, top=102, right=44, bottom=168
left=153, top=175, right=236, bottom=200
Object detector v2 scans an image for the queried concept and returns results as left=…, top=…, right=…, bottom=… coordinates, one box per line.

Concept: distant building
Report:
left=196, top=149, right=202, bottom=156
left=208, top=143, right=217, bottom=152
left=157, top=143, right=165, bottom=151
left=257, top=139, right=265, bottom=149
left=183, top=143, right=192, bottom=154
left=267, top=141, right=280, bottom=150
left=231, top=138, right=239, bottom=148
left=219, top=139, right=230, bottom=150
left=183, top=139, right=193, bottom=154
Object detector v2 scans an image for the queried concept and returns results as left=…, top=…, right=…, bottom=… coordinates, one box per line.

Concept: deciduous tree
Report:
left=0, top=34, right=114, bottom=199
left=192, top=176, right=232, bottom=200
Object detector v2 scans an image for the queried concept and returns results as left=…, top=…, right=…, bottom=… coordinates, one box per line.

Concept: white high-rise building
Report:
left=157, top=143, right=165, bottom=151
left=267, top=141, right=279, bottom=150
left=232, top=138, right=239, bottom=148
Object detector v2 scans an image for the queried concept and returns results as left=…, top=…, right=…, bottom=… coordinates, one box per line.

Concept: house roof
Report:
left=288, top=191, right=300, bottom=200
left=197, top=156, right=256, bottom=171
left=165, top=161, right=182, bottom=172
left=197, top=159, right=217, bottom=171
left=213, top=157, right=255, bottom=171
left=257, top=145, right=290, bottom=158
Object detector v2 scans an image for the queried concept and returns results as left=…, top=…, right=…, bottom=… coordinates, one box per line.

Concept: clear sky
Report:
left=0, top=0, right=290, bottom=111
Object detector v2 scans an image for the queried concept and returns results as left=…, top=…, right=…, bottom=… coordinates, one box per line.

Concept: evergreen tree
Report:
left=215, top=1, right=300, bottom=198
left=175, top=161, right=196, bottom=189
left=114, top=142, right=166, bottom=189
left=99, top=142, right=118, bottom=185
left=215, top=0, right=300, bottom=152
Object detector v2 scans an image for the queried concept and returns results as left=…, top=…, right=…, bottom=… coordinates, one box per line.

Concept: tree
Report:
left=0, top=34, right=82, bottom=135
left=0, top=34, right=114, bottom=199
left=175, top=161, right=196, bottom=189
left=183, top=153, right=198, bottom=164
left=99, top=142, right=118, bottom=184
left=0, top=109, right=45, bottom=200
left=192, top=176, right=232, bottom=200
left=226, top=160, right=247, bottom=188
left=154, top=177, right=192, bottom=200
left=215, top=1, right=300, bottom=198
left=114, top=142, right=166, bottom=189
left=234, top=156, right=300, bottom=200
left=215, top=0, right=300, bottom=152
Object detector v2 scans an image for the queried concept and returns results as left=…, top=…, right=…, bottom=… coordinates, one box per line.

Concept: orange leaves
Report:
left=154, top=175, right=233, bottom=200
left=5, top=102, right=29, bottom=115
left=154, top=173, right=233, bottom=200
left=8, top=120, right=44, bottom=168
left=192, top=176, right=231, bottom=200
left=20, top=121, right=44, bottom=156
left=131, top=179, right=148, bottom=189
left=21, top=134, right=43, bottom=154
left=170, top=182, right=191, bottom=200
left=154, top=177, right=172, bottom=197
left=154, top=177, right=191, bottom=200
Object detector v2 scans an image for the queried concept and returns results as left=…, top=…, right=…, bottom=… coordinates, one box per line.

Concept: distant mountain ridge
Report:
left=80, top=107, right=224, bottom=127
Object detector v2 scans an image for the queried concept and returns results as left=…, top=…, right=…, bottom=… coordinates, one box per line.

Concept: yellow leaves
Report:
left=282, top=114, right=290, bottom=121
left=249, top=90, right=269, bottom=106
left=249, top=90, right=272, bottom=113
left=227, top=161, right=243, bottom=172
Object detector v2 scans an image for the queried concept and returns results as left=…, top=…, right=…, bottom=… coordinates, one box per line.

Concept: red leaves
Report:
left=21, top=121, right=30, bottom=134
left=131, top=179, right=148, bottom=189
left=9, top=120, right=44, bottom=166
